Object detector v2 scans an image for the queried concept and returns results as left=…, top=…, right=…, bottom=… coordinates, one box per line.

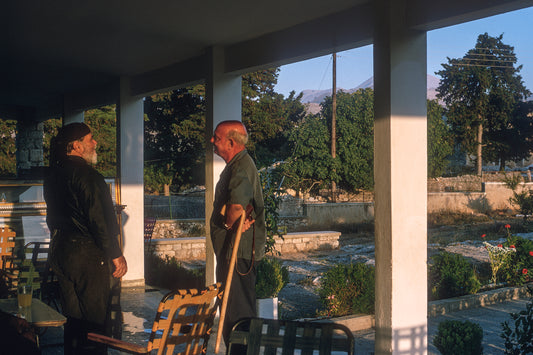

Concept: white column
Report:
left=373, top=0, right=428, bottom=353
left=205, top=47, right=242, bottom=286
left=63, top=112, right=84, bottom=125
left=118, top=76, right=145, bottom=286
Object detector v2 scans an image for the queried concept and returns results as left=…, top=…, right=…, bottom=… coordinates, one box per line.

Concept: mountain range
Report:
left=301, top=74, right=440, bottom=103
left=300, top=74, right=441, bottom=114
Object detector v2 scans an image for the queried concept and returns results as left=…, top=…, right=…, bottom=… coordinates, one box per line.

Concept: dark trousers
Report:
left=50, top=238, right=112, bottom=354
left=216, top=258, right=257, bottom=347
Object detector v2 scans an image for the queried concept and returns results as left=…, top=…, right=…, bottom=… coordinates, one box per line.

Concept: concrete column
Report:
left=63, top=112, right=84, bottom=125
left=63, top=96, right=85, bottom=124
left=205, top=47, right=242, bottom=286
left=118, top=76, right=145, bottom=287
left=373, top=0, right=428, bottom=353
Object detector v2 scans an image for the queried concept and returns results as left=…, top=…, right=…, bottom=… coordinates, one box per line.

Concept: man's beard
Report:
left=83, top=151, right=97, bottom=165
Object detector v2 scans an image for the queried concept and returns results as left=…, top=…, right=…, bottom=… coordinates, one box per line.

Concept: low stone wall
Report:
left=427, top=192, right=488, bottom=213
left=148, top=231, right=341, bottom=260
left=273, top=231, right=341, bottom=254
left=427, top=182, right=533, bottom=213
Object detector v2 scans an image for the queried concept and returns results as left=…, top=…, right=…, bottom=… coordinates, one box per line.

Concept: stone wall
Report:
left=16, top=121, right=44, bottom=178
left=148, top=231, right=341, bottom=260
left=427, top=172, right=524, bottom=192
left=427, top=182, right=533, bottom=213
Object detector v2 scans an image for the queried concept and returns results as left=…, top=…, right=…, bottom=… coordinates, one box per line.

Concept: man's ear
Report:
left=72, top=140, right=81, bottom=152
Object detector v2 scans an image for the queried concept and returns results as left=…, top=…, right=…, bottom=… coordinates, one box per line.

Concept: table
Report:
left=0, top=298, right=66, bottom=327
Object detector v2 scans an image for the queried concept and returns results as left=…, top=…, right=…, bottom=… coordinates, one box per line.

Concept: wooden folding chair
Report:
left=88, top=283, right=224, bottom=355
left=226, top=318, right=355, bottom=355
left=0, top=227, right=15, bottom=270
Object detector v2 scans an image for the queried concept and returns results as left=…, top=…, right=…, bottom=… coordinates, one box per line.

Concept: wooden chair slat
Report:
left=88, top=282, right=223, bottom=355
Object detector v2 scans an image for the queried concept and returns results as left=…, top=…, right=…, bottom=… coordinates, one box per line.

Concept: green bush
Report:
left=502, top=235, right=533, bottom=286
left=434, top=320, right=483, bottom=355
left=255, top=257, right=289, bottom=298
left=509, top=189, right=533, bottom=221
left=318, top=263, right=375, bottom=317
left=144, top=253, right=205, bottom=291
left=501, top=290, right=533, bottom=354
left=429, top=252, right=481, bottom=300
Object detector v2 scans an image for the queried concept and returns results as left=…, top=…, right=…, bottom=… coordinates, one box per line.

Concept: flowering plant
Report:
left=484, top=242, right=516, bottom=285
left=483, top=224, right=533, bottom=286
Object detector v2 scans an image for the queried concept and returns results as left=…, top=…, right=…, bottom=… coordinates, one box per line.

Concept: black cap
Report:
left=56, top=122, right=91, bottom=144
left=49, top=122, right=91, bottom=167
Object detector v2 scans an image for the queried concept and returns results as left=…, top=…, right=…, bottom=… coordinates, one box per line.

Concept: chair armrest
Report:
left=87, top=332, right=149, bottom=354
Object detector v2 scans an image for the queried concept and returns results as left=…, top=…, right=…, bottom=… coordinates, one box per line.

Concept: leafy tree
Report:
left=143, top=68, right=301, bottom=193
left=0, top=118, right=16, bottom=177
left=245, top=91, right=306, bottom=168
left=281, top=115, right=336, bottom=196
left=321, top=89, right=374, bottom=192
left=436, top=33, right=531, bottom=174
left=428, top=99, right=454, bottom=177
left=242, top=68, right=306, bottom=168
left=144, top=87, right=205, bottom=194
left=85, top=106, right=117, bottom=177
left=486, top=101, right=533, bottom=168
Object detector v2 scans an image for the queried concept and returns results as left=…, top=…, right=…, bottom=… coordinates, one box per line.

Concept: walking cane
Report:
left=214, top=209, right=247, bottom=354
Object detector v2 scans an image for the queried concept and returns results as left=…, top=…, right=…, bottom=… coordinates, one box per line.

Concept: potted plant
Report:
left=255, top=257, right=289, bottom=319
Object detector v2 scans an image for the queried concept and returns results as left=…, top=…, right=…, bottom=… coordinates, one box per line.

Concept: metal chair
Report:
left=88, top=283, right=223, bottom=355
left=144, top=217, right=157, bottom=252
left=23, top=242, right=60, bottom=310
left=226, top=317, right=355, bottom=355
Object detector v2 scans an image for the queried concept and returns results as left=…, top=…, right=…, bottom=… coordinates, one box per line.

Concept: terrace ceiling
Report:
left=2, top=0, right=532, bottom=120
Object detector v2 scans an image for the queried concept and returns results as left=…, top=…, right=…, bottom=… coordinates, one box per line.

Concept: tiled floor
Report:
left=39, top=286, right=531, bottom=355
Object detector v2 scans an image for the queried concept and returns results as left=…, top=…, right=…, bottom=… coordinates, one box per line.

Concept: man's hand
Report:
left=112, top=255, right=128, bottom=278
left=225, top=204, right=255, bottom=232
left=242, top=204, right=255, bottom=232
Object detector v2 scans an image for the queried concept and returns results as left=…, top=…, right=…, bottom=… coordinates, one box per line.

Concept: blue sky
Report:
left=274, top=7, right=533, bottom=97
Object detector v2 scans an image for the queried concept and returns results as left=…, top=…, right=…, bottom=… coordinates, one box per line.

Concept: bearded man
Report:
left=44, top=122, right=127, bottom=354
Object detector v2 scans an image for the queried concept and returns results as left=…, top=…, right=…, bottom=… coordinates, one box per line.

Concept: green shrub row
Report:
left=429, top=251, right=481, bottom=301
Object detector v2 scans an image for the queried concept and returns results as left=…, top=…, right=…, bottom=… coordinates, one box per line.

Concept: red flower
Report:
left=505, top=224, right=511, bottom=229
left=481, top=234, right=486, bottom=238
left=497, top=244, right=503, bottom=248
left=529, top=251, right=533, bottom=257
left=522, top=269, right=528, bottom=275
left=510, top=245, right=516, bottom=249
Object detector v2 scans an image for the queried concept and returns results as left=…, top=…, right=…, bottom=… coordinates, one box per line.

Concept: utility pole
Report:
left=331, top=53, right=337, bottom=203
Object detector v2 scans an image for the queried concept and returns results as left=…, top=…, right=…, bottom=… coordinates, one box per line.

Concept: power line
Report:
left=317, top=56, right=332, bottom=91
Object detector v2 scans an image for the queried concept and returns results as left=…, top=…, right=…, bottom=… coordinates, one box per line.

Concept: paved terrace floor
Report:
left=39, top=286, right=531, bottom=355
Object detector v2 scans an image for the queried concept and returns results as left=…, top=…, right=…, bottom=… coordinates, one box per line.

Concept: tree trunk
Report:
left=164, top=184, right=170, bottom=196
left=499, top=157, right=506, bottom=172
left=476, top=123, right=483, bottom=176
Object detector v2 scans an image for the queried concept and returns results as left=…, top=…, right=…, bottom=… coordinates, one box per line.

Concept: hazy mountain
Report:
left=300, top=74, right=441, bottom=104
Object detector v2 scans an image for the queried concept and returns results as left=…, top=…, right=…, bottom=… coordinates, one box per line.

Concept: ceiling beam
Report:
left=130, top=54, right=208, bottom=97
left=224, top=3, right=374, bottom=74
left=407, top=0, right=533, bottom=31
